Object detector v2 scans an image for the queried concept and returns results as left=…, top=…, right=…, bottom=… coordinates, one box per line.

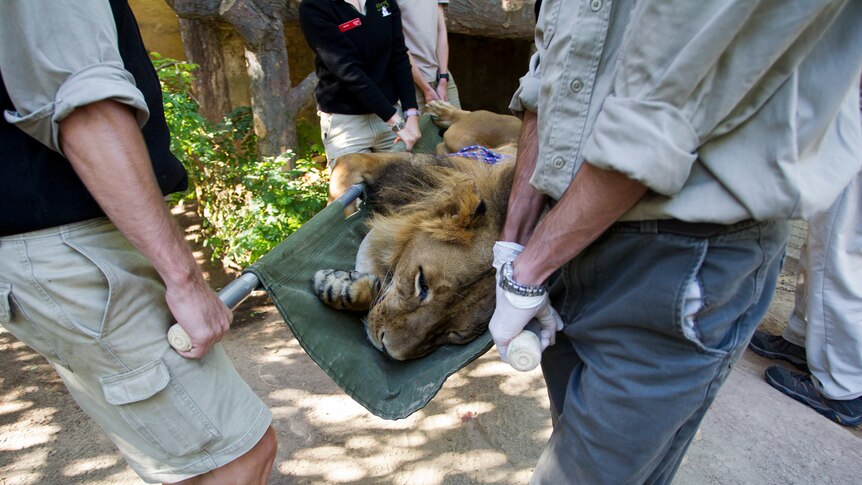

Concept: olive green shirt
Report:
left=511, top=0, right=862, bottom=223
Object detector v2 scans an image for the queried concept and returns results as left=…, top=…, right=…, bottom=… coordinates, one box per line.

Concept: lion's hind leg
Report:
left=312, top=269, right=381, bottom=312
left=426, top=100, right=469, bottom=129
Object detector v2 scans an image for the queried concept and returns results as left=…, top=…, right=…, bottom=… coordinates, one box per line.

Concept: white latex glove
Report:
left=492, top=241, right=525, bottom=270
left=489, top=242, right=564, bottom=363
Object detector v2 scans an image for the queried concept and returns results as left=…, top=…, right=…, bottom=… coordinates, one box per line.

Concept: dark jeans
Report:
left=532, top=220, right=788, bottom=485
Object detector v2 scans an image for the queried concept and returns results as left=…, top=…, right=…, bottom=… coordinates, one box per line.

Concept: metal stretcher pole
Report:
left=166, top=184, right=366, bottom=352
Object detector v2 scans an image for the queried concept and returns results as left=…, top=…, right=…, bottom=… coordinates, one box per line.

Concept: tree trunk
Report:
left=219, top=0, right=294, bottom=159
left=447, top=0, right=535, bottom=39
left=242, top=30, right=294, bottom=158
left=177, top=18, right=232, bottom=122
left=166, top=0, right=301, bottom=163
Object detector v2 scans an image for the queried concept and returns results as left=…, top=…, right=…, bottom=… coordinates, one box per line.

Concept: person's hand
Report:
left=435, top=78, right=449, bottom=102
left=164, top=276, right=232, bottom=359
left=396, top=115, right=421, bottom=151
left=488, top=241, right=563, bottom=363
left=422, top=85, right=441, bottom=104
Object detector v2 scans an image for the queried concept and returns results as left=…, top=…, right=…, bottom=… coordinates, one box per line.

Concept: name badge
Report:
left=339, top=18, right=362, bottom=32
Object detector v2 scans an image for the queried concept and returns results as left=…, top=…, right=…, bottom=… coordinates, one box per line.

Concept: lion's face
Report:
left=365, top=229, right=496, bottom=360
left=356, top=176, right=506, bottom=360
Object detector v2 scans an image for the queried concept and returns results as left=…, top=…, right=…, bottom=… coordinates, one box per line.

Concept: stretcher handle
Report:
left=507, top=324, right=542, bottom=372
left=167, top=272, right=262, bottom=352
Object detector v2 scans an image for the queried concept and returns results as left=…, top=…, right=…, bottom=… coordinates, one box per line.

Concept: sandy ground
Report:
left=1, top=209, right=859, bottom=484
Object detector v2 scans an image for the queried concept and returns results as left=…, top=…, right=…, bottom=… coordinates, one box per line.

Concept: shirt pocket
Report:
left=101, top=359, right=222, bottom=456
left=538, top=0, right=563, bottom=49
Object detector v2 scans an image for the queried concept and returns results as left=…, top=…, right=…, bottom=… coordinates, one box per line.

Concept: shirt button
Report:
left=591, top=0, right=603, bottom=11
left=552, top=157, right=566, bottom=168
left=570, top=78, right=584, bottom=93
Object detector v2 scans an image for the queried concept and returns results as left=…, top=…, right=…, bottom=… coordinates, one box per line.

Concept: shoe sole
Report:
left=765, top=370, right=862, bottom=427
left=748, top=344, right=809, bottom=373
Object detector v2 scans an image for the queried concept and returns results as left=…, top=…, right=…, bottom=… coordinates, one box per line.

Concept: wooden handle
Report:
left=167, top=323, right=192, bottom=352
left=507, top=329, right=542, bottom=372
left=166, top=273, right=262, bottom=353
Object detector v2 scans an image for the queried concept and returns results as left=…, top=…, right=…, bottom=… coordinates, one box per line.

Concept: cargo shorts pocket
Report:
left=0, top=282, right=11, bottom=323
left=101, top=359, right=222, bottom=456
left=319, top=111, right=332, bottom=142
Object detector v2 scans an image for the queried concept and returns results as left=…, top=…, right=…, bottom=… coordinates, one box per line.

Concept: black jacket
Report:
left=299, top=0, right=417, bottom=121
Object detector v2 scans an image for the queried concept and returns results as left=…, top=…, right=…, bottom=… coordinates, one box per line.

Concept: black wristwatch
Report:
left=499, top=261, right=548, bottom=297
left=437, top=72, right=450, bottom=81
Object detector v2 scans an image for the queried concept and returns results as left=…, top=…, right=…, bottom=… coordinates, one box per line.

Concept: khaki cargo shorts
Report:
left=0, top=218, right=271, bottom=483
left=319, top=105, right=407, bottom=166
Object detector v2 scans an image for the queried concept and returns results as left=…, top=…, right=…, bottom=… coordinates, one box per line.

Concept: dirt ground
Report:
left=1, top=207, right=859, bottom=484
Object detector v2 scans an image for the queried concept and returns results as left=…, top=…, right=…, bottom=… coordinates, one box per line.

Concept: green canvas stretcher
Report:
left=234, top=186, right=493, bottom=420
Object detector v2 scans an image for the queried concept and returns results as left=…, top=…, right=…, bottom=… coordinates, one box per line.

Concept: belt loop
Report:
left=640, top=220, right=659, bottom=234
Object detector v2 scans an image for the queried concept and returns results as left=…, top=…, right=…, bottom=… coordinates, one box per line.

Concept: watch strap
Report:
left=498, top=261, right=548, bottom=297
left=390, top=118, right=406, bottom=133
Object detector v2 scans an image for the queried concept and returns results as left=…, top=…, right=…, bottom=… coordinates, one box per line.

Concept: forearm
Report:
left=391, top=8, right=418, bottom=111
left=409, top=52, right=436, bottom=102
left=59, top=100, right=200, bottom=287
left=514, top=162, right=648, bottom=286
left=435, top=6, right=450, bottom=75
left=500, top=110, right=548, bottom=245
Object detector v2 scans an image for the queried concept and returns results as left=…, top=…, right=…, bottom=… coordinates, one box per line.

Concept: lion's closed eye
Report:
left=415, top=266, right=430, bottom=301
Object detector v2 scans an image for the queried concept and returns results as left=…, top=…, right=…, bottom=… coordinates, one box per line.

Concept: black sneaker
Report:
left=764, top=365, right=862, bottom=427
left=748, top=331, right=809, bottom=372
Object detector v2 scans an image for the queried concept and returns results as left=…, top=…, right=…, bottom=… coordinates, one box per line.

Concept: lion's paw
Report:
left=312, top=269, right=381, bottom=312
left=426, top=100, right=460, bottom=128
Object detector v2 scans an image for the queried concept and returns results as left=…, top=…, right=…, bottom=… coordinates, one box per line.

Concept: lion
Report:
left=312, top=102, right=522, bottom=360
left=425, top=100, right=521, bottom=156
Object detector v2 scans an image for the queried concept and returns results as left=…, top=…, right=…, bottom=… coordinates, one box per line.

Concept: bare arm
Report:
left=513, top=162, right=648, bottom=285
left=434, top=4, right=450, bottom=101
left=500, top=110, right=548, bottom=245
left=409, top=52, right=439, bottom=105
left=59, top=100, right=231, bottom=359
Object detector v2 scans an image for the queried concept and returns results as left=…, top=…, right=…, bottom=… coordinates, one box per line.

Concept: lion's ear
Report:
left=436, top=179, right=485, bottom=227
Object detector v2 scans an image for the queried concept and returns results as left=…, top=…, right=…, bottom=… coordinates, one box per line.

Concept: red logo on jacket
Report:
left=339, top=18, right=362, bottom=32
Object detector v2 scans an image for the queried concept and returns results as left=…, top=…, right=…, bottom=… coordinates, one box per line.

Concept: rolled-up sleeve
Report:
left=583, top=0, right=850, bottom=196
left=509, top=0, right=548, bottom=117
left=509, top=50, right=541, bottom=116
left=0, top=0, right=148, bottom=154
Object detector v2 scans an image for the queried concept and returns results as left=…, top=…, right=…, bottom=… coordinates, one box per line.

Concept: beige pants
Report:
left=784, top=171, right=862, bottom=400
left=413, top=74, right=462, bottom=154
left=0, top=218, right=271, bottom=483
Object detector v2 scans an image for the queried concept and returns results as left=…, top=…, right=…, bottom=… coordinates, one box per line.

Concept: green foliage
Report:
left=152, top=53, right=328, bottom=268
